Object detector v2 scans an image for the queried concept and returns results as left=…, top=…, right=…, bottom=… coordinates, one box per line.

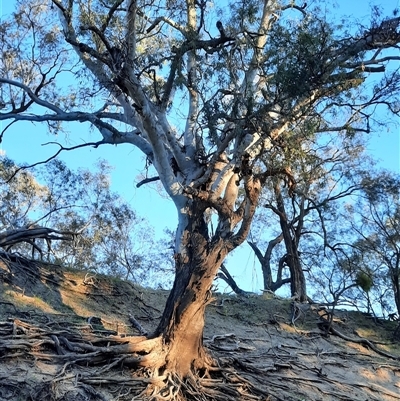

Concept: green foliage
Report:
left=353, top=172, right=400, bottom=315
left=0, top=157, right=173, bottom=287
left=0, top=158, right=47, bottom=228
left=270, top=19, right=335, bottom=98
left=229, top=0, right=261, bottom=28
left=355, top=271, right=373, bottom=293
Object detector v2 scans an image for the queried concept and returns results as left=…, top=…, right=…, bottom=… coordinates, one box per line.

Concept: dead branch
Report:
left=136, top=175, right=160, bottom=188
left=0, top=226, right=76, bottom=247
left=0, top=226, right=76, bottom=259
left=217, top=264, right=254, bottom=296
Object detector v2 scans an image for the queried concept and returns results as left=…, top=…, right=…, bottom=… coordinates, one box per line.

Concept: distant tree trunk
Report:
left=274, top=181, right=308, bottom=302
left=284, top=248, right=307, bottom=302
left=248, top=236, right=291, bottom=293
left=392, top=271, right=400, bottom=318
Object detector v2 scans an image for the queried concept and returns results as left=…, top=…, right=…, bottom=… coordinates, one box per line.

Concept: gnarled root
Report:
left=0, top=318, right=272, bottom=401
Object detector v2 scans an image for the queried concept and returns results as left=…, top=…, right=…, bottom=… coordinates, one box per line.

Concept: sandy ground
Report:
left=0, top=256, right=399, bottom=400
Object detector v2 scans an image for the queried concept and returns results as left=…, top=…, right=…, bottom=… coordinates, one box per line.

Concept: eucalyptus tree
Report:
left=249, top=129, right=367, bottom=301
left=351, top=173, right=400, bottom=318
left=0, top=158, right=46, bottom=231
left=1, top=0, right=400, bottom=396
left=40, top=159, right=158, bottom=282
left=295, top=170, right=400, bottom=317
left=0, top=157, right=77, bottom=255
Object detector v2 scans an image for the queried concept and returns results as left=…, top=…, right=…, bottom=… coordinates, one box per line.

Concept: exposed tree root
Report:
left=1, top=313, right=400, bottom=401
left=0, top=317, right=273, bottom=401
left=318, top=314, right=400, bottom=360
left=1, top=257, right=399, bottom=401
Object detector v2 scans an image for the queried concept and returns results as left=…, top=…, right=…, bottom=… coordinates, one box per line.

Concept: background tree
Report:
left=350, top=172, right=400, bottom=318
left=1, top=0, right=400, bottom=396
left=0, top=157, right=76, bottom=256
left=0, top=157, right=167, bottom=285
left=302, top=170, right=400, bottom=321
left=248, top=129, right=367, bottom=301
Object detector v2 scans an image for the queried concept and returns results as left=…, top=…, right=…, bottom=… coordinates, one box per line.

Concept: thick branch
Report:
left=126, top=0, right=137, bottom=64
left=247, top=241, right=265, bottom=265
left=336, top=17, right=400, bottom=64
left=0, top=78, right=63, bottom=114
left=230, top=175, right=262, bottom=247
left=146, top=16, right=185, bottom=35
left=0, top=226, right=75, bottom=248
left=136, top=176, right=160, bottom=188
left=162, top=35, right=235, bottom=109
left=102, top=0, right=124, bottom=33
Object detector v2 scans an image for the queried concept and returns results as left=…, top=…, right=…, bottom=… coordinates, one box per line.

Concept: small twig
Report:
left=3, top=141, right=104, bottom=183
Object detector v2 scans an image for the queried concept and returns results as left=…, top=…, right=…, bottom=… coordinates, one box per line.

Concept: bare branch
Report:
left=336, top=17, right=400, bottom=63
left=4, top=141, right=104, bottom=182
left=344, top=56, right=400, bottom=70
left=101, top=0, right=124, bottom=33
left=125, top=0, right=138, bottom=64
left=146, top=16, right=185, bottom=35
left=280, top=3, right=308, bottom=16
left=0, top=78, right=64, bottom=114
left=136, top=176, right=160, bottom=188
left=161, top=36, right=235, bottom=109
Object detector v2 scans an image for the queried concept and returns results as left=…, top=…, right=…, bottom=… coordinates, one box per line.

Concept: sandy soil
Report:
left=0, top=256, right=399, bottom=401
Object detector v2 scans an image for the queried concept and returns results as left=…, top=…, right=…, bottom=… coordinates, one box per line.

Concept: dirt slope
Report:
left=0, top=255, right=399, bottom=401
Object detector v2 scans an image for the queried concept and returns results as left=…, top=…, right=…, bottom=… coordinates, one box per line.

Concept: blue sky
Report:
left=1, top=0, right=399, bottom=292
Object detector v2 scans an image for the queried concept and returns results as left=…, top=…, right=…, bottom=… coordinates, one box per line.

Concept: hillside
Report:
left=0, top=254, right=399, bottom=401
